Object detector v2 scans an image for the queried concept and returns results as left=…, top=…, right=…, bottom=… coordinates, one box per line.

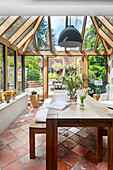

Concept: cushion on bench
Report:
left=44, top=98, right=52, bottom=104
left=35, top=109, right=48, bottom=123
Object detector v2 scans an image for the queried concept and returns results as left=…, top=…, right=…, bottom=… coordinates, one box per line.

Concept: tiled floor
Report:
left=0, top=107, right=108, bottom=170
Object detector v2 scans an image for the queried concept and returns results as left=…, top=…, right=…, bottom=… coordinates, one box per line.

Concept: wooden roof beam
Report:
left=17, top=16, right=44, bottom=49
left=96, top=16, right=113, bottom=35
left=48, top=16, right=52, bottom=52
left=9, top=16, right=39, bottom=44
left=0, top=16, right=20, bottom=36
left=94, top=35, right=99, bottom=51
left=80, top=16, right=87, bottom=51
left=23, top=36, right=33, bottom=53
left=91, top=16, right=112, bottom=52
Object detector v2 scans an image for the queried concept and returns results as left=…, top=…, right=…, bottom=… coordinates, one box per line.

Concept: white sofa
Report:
left=99, top=84, right=113, bottom=108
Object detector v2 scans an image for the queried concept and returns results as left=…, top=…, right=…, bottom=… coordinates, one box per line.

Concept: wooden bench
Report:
left=29, top=98, right=52, bottom=159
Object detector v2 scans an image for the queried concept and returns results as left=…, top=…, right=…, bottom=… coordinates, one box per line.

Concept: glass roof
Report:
left=96, top=18, right=113, bottom=42
left=26, top=39, right=35, bottom=51
left=34, top=16, right=50, bottom=51
left=0, top=16, right=9, bottom=26
left=82, top=16, right=98, bottom=51
left=96, top=39, right=104, bottom=51
left=51, top=16, right=66, bottom=51
left=105, top=16, right=113, bottom=26
left=3, top=16, right=30, bottom=40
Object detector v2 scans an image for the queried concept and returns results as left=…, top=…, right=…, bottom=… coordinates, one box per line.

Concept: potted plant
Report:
left=27, top=68, right=40, bottom=88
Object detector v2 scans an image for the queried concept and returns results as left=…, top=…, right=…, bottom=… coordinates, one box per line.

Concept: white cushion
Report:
left=99, top=100, right=113, bottom=108
left=35, top=109, right=48, bottom=123
left=40, top=103, right=50, bottom=109
left=99, top=93, right=108, bottom=101
left=44, top=98, right=52, bottom=104
left=108, top=85, right=113, bottom=101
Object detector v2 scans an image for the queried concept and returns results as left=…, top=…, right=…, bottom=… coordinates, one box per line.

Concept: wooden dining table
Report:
left=46, top=90, right=113, bottom=170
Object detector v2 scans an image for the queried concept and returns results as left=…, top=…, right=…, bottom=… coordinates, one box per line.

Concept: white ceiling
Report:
left=0, top=0, right=113, bottom=15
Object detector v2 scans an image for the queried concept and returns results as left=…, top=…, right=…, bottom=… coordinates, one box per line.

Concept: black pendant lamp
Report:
left=58, top=17, right=82, bottom=47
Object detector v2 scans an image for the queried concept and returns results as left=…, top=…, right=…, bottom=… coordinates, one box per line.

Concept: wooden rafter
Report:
left=91, top=16, right=111, bottom=53
left=23, top=37, right=33, bottom=53
left=94, top=35, right=99, bottom=51
left=80, top=16, right=87, bottom=51
left=96, top=16, right=113, bottom=35
left=48, top=16, right=52, bottom=52
left=9, top=16, right=39, bottom=44
left=33, top=35, right=37, bottom=52
left=0, top=36, right=23, bottom=54
left=0, top=16, right=20, bottom=36
left=24, top=50, right=109, bottom=56
left=17, top=16, right=44, bottom=49
left=65, top=16, right=68, bottom=52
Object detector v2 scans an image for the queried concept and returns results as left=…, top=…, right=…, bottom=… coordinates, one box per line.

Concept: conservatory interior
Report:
left=0, top=16, right=113, bottom=170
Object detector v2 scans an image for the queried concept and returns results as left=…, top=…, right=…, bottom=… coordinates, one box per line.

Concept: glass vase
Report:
left=80, top=98, right=85, bottom=109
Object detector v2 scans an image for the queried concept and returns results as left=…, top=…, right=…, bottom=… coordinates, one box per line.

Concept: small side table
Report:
left=30, top=94, right=39, bottom=108
left=93, top=94, right=100, bottom=101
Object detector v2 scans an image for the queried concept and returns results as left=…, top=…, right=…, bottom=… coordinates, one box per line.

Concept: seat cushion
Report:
left=35, top=108, right=48, bottom=123
left=99, top=100, right=113, bottom=108
left=108, top=85, right=113, bottom=101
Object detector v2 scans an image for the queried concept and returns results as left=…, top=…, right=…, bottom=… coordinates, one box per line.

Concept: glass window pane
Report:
left=26, top=39, right=35, bottom=51
left=96, top=39, right=104, bottom=51
left=7, top=48, right=15, bottom=90
left=105, top=16, right=113, bottom=25
left=67, top=16, right=84, bottom=51
left=35, top=16, right=50, bottom=51
left=0, top=16, right=9, bottom=26
left=82, top=16, right=98, bottom=51
left=51, top=16, right=65, bottom=51
left=25, top=56, right=43, bottom=103
left=3, top=16, right=30, bottom=40
left=96, top=18, right=113, bottom=41
left=0, top=44, right=3, bottom=91
left=18, top=53, right=22, bottom=92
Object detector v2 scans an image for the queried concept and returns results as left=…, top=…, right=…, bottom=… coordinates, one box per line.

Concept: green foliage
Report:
left=52, top=62, right=63, bottom=72
left=27, top=68, right=40, bottom=81
left=25, top=59, right=39, bottom=69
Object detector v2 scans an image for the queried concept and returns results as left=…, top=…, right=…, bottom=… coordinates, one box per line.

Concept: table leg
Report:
left=108, top=122, right=113, bottom=170
left=46, top=119, right=57, bottom=170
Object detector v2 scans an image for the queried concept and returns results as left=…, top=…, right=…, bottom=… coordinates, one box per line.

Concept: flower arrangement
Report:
left=87, top=87, right=94, bottom=95
left=76, top=89, right=88, bottom=108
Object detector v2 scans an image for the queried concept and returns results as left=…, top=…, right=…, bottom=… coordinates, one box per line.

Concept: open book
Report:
left=48, top=101, right=71, bottom=111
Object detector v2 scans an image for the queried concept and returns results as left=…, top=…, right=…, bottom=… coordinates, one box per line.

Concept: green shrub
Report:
left=27, top=68, right=40, bottom=81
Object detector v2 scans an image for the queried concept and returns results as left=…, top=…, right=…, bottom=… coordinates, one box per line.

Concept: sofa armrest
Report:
left=99, top=93, right=108, bottom=101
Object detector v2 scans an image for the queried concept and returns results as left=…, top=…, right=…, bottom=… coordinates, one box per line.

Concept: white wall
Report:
left=110, top=54, right=113, bottom=84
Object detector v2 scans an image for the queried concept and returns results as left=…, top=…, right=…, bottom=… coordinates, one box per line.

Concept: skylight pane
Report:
left=51, top=16, right=65, bottom=51
left=96, top=39, right=105, bottom=51
left=35, top=16, right=50, bottom=51
left=105, top=16, right=113, bottom=25
left=3, top=16, right=30, bottom=40
left=26, top=39, right=35, bottom=51
left=82, top=16, right=97, bottom=51
left=0, top=16, right=9, bottom=26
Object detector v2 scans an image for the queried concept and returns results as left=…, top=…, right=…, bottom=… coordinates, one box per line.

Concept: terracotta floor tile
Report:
left=58, top=128, right=66, bottom=134
left=8, top=124, right=18, bottom=130
left=58, top=135, right=67, bottom=144
left=0, top=141, right=4, bottom=147
left=19, top=153, right=37, bottom=167
left=0, top=146, right=10, bottom=157
left=10, top=127, right=22, bottom=134
left=0, top=153, right=16, bottom=168
left=40, top=154, right=46, bottom=165
left=0, top=130, right=12, bottom=138
left=35, top=134, right=46, bottom=143
left=69, top=127, right=80, bottom=133
left=62, top=139, right=77, bottom=149
left=35, top=145, right=46, bottom=158
left=97, top=158, right=107, bottom=170
left=77, top=128, right=93, bottom=138
left=25, top=119, right=33, bottom=123
left=3, top=160, right=24, bottom=170
left=62, top=131, right=74, bottom=138
left=7, top=140, right=23, bottom=150
left=63, top=151, right=80, bottom=166
left=14, top=131, right=27, bottom=139
left=13, top=146, right=28, bottom=158
left=79, top=138, right=95, bottom=149
left=16, top=122, right=27, bottom=127
left=73, top=158, right=97, bottom=170
left=70, top=134, right=84, bottom=143
left=58, top=159, right=71, bottom=170
left=19, top=134, right=29, bottom=144
left=58, top=144, right=69, bottom=158
left=72, top=144, right=89, bottom=157
left=27, top=160, right=45, bottom=170
left=20, top=124, right=29, bottom=131
left=84, top=151, right=99, bottom=166
left=2, top=135, right=16, bottom=145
